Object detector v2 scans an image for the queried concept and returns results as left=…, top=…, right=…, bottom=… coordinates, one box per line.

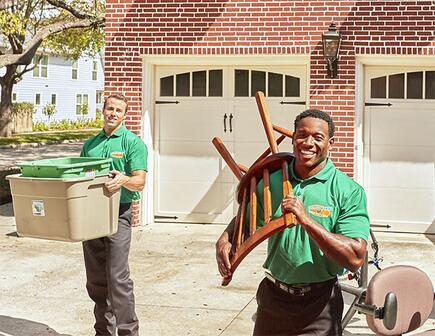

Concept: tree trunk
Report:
left=0, top=66, right=16, bottom=138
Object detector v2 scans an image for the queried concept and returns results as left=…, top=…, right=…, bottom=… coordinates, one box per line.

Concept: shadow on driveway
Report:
left=0, top=315, right=71, bottom=336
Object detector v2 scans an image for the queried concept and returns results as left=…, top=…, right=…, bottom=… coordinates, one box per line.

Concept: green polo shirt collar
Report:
left=98, top=124, right=128, bottom=139
left=289, top=158, right=335, bottom=182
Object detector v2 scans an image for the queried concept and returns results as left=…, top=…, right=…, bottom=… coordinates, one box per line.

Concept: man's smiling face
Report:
left=103, top=97, right=127, bottom=134
left=292, top=116, right=334, bottom=178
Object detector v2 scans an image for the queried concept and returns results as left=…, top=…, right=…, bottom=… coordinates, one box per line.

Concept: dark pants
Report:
left=83, top=203, right=139, bottom=336
left=253, top=277, right=343, bottom=336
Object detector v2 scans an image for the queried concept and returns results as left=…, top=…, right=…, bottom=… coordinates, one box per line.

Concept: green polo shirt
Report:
left=81, top=125, right=148, bottom=203
left=250, top=158, right=369, bottom=284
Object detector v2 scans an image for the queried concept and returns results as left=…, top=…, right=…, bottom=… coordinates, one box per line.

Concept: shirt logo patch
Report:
left=111, top=152, right=124, bottom=158
left=309, top=205, right=332, bottom=218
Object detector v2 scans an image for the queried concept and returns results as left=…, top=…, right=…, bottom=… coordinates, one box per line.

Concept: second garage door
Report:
left=364, top=67, right=435, bottom=233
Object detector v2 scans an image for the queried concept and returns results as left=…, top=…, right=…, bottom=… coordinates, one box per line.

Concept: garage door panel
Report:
left=234, top=140, right=294, bottom=169
left=158, top=181, right=222, bottom=214
left=159, top=103, right=224, bottom=141
left=233, top=102, right=298, bottom=143
left=370, top=107, right=435, bottom=146
left=159, top=141, right=228, bottom=183
left=157, top=181, right=235, bottom=222
left=369, top=145, right=434, bottom=189
left=368, top=188, right=434, bottom=224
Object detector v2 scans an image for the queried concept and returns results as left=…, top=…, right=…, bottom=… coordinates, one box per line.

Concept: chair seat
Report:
left=411, top=330, right=435, bottom=336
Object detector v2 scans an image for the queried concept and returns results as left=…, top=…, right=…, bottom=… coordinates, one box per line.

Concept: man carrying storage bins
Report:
left=80, top=93, right=147, bottom=336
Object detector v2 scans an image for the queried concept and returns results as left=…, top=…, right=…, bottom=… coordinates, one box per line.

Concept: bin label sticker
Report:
left=85, top=169, right=96, bottom=177
left=32, top=200, right=45, bottom=216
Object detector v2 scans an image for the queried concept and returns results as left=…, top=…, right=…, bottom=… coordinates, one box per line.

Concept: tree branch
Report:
left=45, top=0, right=96, bottom=20
left=0, top=0, right=17, bottom=10
left=0, top=16, right=104, bottom=68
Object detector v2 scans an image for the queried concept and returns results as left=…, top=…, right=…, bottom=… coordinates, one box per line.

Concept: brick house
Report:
left=104, top=1, right=435, bottom=234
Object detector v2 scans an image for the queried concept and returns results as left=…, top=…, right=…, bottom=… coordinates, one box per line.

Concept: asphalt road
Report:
left=0, top=141, right=84, bottom=170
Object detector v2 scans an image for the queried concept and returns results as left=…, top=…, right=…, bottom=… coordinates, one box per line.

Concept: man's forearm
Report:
left=122, top=175, right=145, bottom=192
left=300, top=217, right=367, bottom=272
left=224, top=216, right=236, bottom=240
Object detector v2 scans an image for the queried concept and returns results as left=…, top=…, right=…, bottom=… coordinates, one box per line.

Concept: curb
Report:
left=0, top=139, right=84, bottom=149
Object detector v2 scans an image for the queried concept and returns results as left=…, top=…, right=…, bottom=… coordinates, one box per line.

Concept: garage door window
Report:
left=426, top=71, right=435, bottom=99
left=235, top=69, right=300, bottom=98
left=160, top=70, right=223, bottom=97
left=371, top=71, right=435, bottom=99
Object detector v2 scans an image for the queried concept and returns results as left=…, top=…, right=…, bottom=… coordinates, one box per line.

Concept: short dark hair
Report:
left=103, top=93, right=129, bottom=113
left=294, top=109, right=335, bottom=138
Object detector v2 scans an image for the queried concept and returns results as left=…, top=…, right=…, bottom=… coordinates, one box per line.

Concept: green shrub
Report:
left=32, top=118, right=103, bottom=132
left=42, top=103, right=57, bottom=122
left=32, top=121, right=50, bottom=132
left=12, top=102, right=34, bottom=115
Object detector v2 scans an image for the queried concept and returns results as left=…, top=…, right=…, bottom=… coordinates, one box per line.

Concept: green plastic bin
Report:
left=19, top=157, right=112, bottom=179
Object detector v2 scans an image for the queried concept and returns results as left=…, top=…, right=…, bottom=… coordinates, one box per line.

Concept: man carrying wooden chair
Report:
left=215, top=96, right=370, bottom=335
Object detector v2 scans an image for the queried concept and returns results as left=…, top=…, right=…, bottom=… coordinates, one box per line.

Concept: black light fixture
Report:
left=322, top=22, right=341, bottom=78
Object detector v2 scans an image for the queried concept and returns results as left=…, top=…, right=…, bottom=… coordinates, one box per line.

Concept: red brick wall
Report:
left=105, top=0, right=435, bottom=222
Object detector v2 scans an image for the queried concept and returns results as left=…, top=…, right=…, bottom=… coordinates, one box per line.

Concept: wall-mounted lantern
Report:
left=322, top=22, right=341, bottom=78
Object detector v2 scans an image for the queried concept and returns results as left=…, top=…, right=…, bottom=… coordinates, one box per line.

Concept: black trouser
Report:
left=253, top=277, right=343, bottom=336
left=82, top=203, right=139, bottom=336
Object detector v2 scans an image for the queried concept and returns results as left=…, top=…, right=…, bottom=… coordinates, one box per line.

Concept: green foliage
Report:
left=80, top=103, right=89, bottom=115
left=0, top=10, right=25, bottom=36
left=0, top=130, right=100, bottom=146
left=12, top=102, right=34, bottom=115
left=32, top=118, right=103, bottom=132
left=41, top=0, right=105, bottom=60
left=95, top=108, right=102, bottom=121
left=42, top=103, right=57, bottom=120
left=44, top=26, right=105, bottom=60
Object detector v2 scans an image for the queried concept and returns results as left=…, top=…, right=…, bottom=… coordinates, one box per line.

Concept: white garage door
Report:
left=155, top=66, right=306, bottom=223
left=364, top=67, right=435, bottom=233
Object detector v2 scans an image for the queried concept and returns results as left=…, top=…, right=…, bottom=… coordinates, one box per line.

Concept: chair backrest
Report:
left=366, top=265, right=434, bottom=335
left=213, top=92, right=296, bottom=286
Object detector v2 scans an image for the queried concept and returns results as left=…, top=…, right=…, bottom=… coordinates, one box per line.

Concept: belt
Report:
left=265, top=272, right=336, bottom=296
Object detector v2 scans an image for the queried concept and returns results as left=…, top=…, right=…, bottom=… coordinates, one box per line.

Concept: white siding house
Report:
left=8, top=54, right=104, bottom=123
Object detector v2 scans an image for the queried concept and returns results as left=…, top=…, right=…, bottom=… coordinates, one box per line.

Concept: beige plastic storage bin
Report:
left=6, top=174, right=120, bottom=242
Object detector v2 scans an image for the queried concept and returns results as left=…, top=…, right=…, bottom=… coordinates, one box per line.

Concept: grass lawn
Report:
left=0, top=130, right=99, bottom=146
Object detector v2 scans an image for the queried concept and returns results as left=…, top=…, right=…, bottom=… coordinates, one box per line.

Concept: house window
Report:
left=160, top=76, right=174, bottom=96
left=72, top=60, right=78, bottom=80
left=35, top=93, right=41, bottom=106
left=176, top=72, right=190, bottom=97
left=159, top=69, right=224, bottom=97
left=51, top=94, right=57, bottom=105
left=407, top=72, right=423, bottom=99
left=209, top=70, right=223, bottom=97
left=370, top=71, right=435, bottom=100
left=92, top=60, right=98, bottom=81
left=389, top=73, right=404, bottom=99
left=426, top=71, right=435, bottom=99
left=235, top=69, right=300, bottom=98
left=12, top=93, right=17, bottom=103
left=33, top=55, right=48, bottom=78
left=96, top=90, right=103, bottom=104
left=76, top=94, right=89, bottom=115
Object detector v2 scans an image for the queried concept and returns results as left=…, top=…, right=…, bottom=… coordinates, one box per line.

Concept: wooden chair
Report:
left=212, top=91, right=297, bottom=285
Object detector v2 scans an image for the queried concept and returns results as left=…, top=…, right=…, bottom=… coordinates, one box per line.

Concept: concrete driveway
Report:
left=1, top=200, right=435, bottom=336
